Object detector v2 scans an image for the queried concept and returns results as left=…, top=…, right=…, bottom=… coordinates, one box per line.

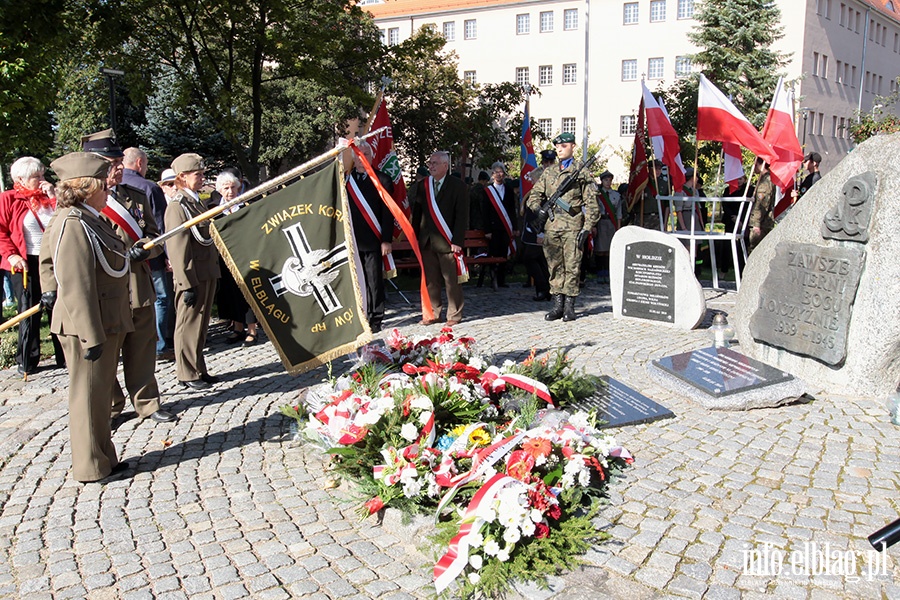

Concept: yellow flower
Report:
left=469, top=428, right=491, bottom=446
left=451, top=425, right=468, bottom=437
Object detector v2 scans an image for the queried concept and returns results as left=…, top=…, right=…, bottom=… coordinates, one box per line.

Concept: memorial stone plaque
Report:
left=749, top=242, right=865, bottom=365
left=571, top=376, right=674, bottom=428
left=622, top=241, right=675, bottom=323
left=653, top=346, right=793, bottom=398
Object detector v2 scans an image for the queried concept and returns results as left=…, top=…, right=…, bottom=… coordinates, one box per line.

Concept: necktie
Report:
left=435, top=179, right=441, bottom=195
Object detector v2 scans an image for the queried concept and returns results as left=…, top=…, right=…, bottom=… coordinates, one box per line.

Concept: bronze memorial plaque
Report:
left=750, top=242, right=865, bottom=365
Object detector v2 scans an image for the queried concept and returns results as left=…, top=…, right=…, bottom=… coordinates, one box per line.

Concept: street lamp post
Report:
left=799, top=107, right=811, bottom=149
left=99, top=67, right=125, bottom=131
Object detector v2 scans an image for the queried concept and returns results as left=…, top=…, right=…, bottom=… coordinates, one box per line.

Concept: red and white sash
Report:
left=102, top=196, right=142, bottom=242
left=485, top=184, right=516, bottom=257
left=346, top=175, right=397, bottom=279
left=426, top=177, right=468, bottom=283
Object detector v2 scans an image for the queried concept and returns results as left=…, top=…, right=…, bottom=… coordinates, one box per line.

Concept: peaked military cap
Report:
left=171, top=153, right=206, bottom=175
left=552, top=132, right=576, bottom=145
left=81, top=128, right=124, bottom=158
left=51, top=152, right=111, bottom=182
left=599, top=170, right=614, bottom=180
left=539, top=149, right=557, bottom=162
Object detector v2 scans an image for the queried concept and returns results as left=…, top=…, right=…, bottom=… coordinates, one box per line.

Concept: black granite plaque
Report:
left=622, top=241, right=675, bottom=323
left=571, top=376, right=674, bottom=428
left=749, top=242, right=865, bottom=365
left=653, top=346, right=793, bottom=398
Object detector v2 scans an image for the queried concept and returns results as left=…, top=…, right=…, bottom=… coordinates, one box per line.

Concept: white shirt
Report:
left=23, top=204, right=54, bottom=255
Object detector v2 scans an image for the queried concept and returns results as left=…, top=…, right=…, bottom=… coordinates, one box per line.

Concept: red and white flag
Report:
left=697, top=74, right=777, bottom=163
left=761, top=76, right=804, bottom=218
left=367, top=99, right=409, bottom=237
left=723, top=142, right=744, bottom=193
left=642, top=81, right=686, bottom=193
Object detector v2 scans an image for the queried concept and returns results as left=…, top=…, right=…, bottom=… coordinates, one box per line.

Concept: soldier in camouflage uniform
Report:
left=526, top=133, right=599, bottom=322
left=749, top=158, right=775, bottom=253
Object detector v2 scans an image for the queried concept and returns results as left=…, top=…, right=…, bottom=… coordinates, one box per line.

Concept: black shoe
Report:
left=200, top=374, right=220, bottom=384
left=545, top=295, right=565, bottom=321
left=150, top=409, right=177, bottom=423
left=181, top=379, right=211, bottom=390
left=562, top=296, right=577, bottom=322
left=95, top=461, right=132, bottom=484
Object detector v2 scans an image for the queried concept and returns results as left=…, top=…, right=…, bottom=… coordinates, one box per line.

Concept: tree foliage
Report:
left=847, top=77, right=900, bottom=145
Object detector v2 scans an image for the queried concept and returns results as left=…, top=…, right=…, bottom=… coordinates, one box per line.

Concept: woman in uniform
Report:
left=165, top=153, right=220, bottom=390
left=39, top=152, right=134, bottom=483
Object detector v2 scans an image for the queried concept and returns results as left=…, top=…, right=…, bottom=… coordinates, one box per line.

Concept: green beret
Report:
left=552, top=132, right=576, bottom=145
left=172, top=153, right=206, bottom=175
left=50, top=152, right=111, bottom=182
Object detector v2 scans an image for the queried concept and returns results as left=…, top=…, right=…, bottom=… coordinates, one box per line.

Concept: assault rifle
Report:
left=533, top=153, right=600, bottom=233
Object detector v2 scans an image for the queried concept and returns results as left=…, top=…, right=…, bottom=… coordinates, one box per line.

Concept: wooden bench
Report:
left=391, top=230, right=507, bottom=272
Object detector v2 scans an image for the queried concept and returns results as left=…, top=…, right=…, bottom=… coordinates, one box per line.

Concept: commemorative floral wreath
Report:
left=281, top=327, right=633, bottom=598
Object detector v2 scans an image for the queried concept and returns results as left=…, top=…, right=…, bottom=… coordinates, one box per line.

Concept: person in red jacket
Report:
left=0, top=156, right=65, bottom=374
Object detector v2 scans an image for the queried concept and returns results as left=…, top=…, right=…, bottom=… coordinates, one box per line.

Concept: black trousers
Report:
left=521, top=244, right=550, bottom=296
left=10, top=255, right=64, bottom=373
left=360, top=250, right=386, bottom=329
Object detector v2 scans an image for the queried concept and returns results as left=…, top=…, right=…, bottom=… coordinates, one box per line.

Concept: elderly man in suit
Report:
left=411, top=151, right=469, bottom=326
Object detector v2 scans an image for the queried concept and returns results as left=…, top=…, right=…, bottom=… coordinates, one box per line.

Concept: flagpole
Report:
left=144, top=127, right=388, bottom=250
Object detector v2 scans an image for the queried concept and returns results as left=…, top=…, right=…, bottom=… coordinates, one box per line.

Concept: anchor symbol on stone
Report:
left=270, top=222, right=349, bottom=316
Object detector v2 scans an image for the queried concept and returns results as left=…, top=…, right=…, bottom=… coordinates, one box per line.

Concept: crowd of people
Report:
left=0, top=127, right=825, bottom=484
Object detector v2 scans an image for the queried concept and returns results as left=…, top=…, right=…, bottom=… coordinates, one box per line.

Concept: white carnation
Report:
left=496, top=549, right=510, bottom=562
left=400, top=423, right=418, bottom=441
left=502, top=527, right=521, bottom=544
left=483, top=540, right=500, bottom=556
left=468, top=572, right=481, bottom=585
left=469, top=554, right=483, bottom=569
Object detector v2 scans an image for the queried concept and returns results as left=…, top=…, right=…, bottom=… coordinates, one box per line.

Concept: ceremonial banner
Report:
left=520, top=96, right=537, bottom=198
left=626, top=97, right=651, bottom=212
left=642, top=81, right=686, bottom=193
left=366, top=99, right=409, bottom=236
left=211, top=160, right=370, bottom=375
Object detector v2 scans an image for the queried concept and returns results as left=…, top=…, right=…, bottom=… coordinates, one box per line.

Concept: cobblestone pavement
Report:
left=0, top=277, right=898, bottom=599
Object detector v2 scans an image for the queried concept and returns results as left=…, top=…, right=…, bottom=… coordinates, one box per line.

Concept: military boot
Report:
left=562, top=296, right=577, bottom=322
left=545, top=294, right=565, bottom=321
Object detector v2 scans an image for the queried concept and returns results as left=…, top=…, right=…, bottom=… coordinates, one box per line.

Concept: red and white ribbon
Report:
left=102, top=198, right=142, bottom=243
left=426, top=177, right=468, bottom=283
left=347, top=175, right=397, bottom=279
left=481, top=366, right=553, bottom=406
left=433, top=474, right=525, bottom=593
left=485, top=185, right=516, bottom=257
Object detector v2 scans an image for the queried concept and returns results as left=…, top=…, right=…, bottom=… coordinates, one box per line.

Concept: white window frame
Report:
left=516, top=66, right=530, bottom=86
left=675, top=56, right=691, bottom=77
left=539, top=65, right=553, bottom=86
left=561, top=117, right=576, bottom=135
left=464, top=70, right=477, bottom=84
left=388, top=28, right=400, bottom=46
left=624, top=2, right=639, bottom=25
left=648, top=57, right=664, bottom=79
left=564, top=8, right=578, bottom=30
left=620, top=115, right=637, bottom=136
left=538, top=118, right=553, bottom=135
left=650, top=0, right=666, bottom=22
left=516, top=14, right=530, bottom=35
left=443, top=21, right=455, bottom=41
left=622, top=59, right=638, bottom=81
left=540, top=11, right=554, bottom=33
left=464, top=19, right=477, bottom=40
left=677, top=0, right=694, bottom=19
left=563, top=63, right=577, bottom=85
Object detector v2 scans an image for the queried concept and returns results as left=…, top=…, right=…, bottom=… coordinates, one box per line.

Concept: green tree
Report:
left=113, top=0, right=381, bottom=182
left=847, top=78, right=900, bottom=144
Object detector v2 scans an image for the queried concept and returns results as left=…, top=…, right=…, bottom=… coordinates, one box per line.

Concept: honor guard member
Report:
left=165, top=153, right=221, bottom=390
left=526, top=133, right=599, bottom=322
left=81, top=130, right=175, bottom=423
left=595, top=170, right=622, bottom=257
left=39, top=152, right=135, bottom=482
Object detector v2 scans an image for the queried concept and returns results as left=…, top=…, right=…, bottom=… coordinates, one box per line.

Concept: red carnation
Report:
left=364, top=496, right=385, bottom=514
left=535, top=522, right=550, bottom=539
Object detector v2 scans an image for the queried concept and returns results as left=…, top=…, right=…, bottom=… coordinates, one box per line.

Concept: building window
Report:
left=379, top=29, right=385, bottom=43
left=831, top=115, right=838, bottom=137
left=851, top=65, right=857, bottom=87
left=561, top=117, right=576, bottom=134
left=464, top=70, right=477, bottom=84
left=563, top=63, right=577, bottom=84
left=839, top=3, right=845, bottom=26
left=844, top=62, right=851, bottom=84
left=516, top=67, right=530, bottom=85
left=423, top=23, right=437, bottom=33
left=538, top=118, right=553, bottom=135
left=677, top=0, right=694, bottom=19
left=388, top=28, right=400, bottom=46
left=650, top=0, right=666, bottom=22
left=464, top=19, right=477, bottom=39
left=817, top=112, right=825, bottom=136
left=622, top=59, right=638, bottom=81
left=623, top=2, right=639, bottom=24
left=675, top=56, right=691, bottom=77
left=539, top=65, right=553, bottom=86
left=443, top=21, right=455, bottom=41
left=812, top=51, right=819, bottom=76
left=836, top=60, right=843, bottom=83
left=517, top=14, right=530, bottom=35
left=821, top=54, right=828, bottom=78
left=648, top=57, right=664, bottom=79
left=620, top=115, right=637, bottom=136
left=540, top=11, right=554, bottom=32
left=839, top=116, right=846, bottom=137
left=564, top=8, right=578, bottom=30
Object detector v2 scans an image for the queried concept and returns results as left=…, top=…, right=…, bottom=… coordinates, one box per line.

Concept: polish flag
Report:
left=762, top=76, right=804, bottom=218
left=723, top=142, right=744, bottom=193
left=697, top=74, right=777, bottom=164
left=520, top=96, right=538, bottom=198
left=642, top=81, right=686, bottom=193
